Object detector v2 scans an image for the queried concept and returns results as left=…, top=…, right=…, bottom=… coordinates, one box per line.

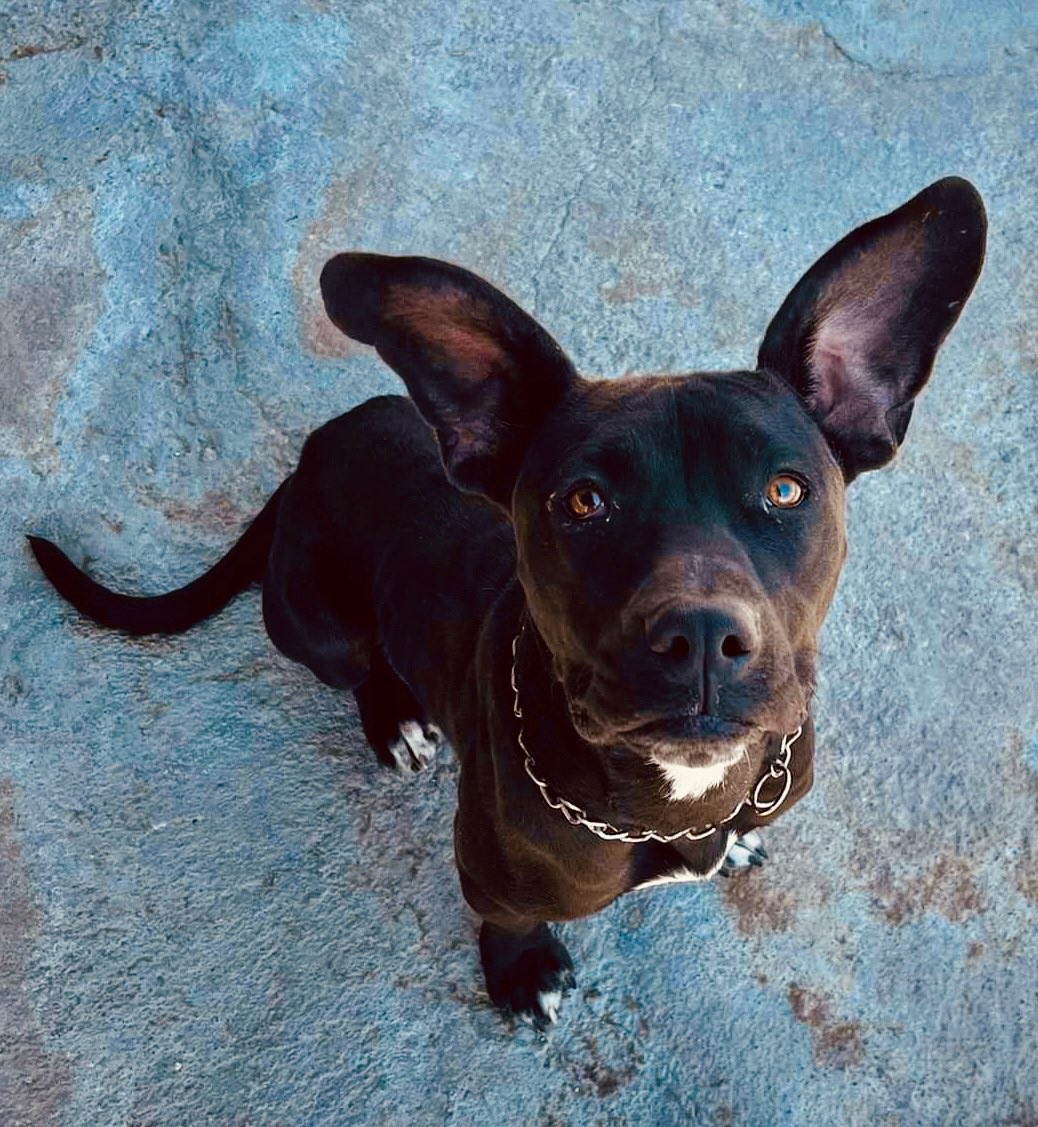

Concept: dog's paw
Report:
left=354, top=665, right=444, bottom=774
left=479, top=922, right=576, bottom=1030
left=720, top=829, right=768, bottom=877
left=385, top=720, right=442, bottom=774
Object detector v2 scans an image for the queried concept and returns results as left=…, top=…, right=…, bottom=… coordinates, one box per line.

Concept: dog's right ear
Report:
left=758, top=178, right=986, bottom=480
left=320, top=253, right=576, bottom=507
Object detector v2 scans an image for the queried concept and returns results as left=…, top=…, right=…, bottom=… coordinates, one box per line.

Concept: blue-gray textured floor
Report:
left=2, top=2, right=1037, bottom=1124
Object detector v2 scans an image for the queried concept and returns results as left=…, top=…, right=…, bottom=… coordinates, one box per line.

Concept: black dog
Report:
left=30, top=178, right=986, bottom=1027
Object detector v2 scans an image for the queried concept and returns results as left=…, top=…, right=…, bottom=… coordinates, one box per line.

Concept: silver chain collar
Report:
left=510, top=628, right=802, bottom=845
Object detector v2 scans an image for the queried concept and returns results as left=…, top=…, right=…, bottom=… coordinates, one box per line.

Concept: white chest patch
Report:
left=631, top=866, right=715, bottom=891
left=630, top=830, right=736, bottom=891
left=650, top=745, right=744, bottom=802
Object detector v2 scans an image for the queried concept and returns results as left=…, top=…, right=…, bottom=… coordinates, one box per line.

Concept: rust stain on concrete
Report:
left=587, top=209, right=701, bottom=310
left=720, top=871, right=798, bottom=935
left=787, top=983, right=864, bottom=1070
left=293, top=165, right=385, bottom=360
left=552, top=1026, right=643, bottom=1101
left=5, top=38, right=87, bottom=62
left=1005, top=729, right=1038, bottom=906
left=866, top=852, right=988, bottom=926
left=0, top=190, right=104, bottom=471
left=720, top=846, right=832, bottom=936
left=153, top=488, right=254, bottom=536
left=1012, top=848, right=1038, bottom=906
left=0, top=778, right=73, bottom=1125
left=1002, top=1094, right=1038, bottom=1126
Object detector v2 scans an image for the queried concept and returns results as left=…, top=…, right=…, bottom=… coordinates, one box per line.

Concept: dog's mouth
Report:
left=568, top=699, right=761, bottom=762
left=559, top=656, right=809, bottom=761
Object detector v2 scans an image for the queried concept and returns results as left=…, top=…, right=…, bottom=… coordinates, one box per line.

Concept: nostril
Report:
left=647, top=605, right=756, bottom=669
left=648, top=624, right=693, bottom=660
left=665, top=634, right=691, bottom=661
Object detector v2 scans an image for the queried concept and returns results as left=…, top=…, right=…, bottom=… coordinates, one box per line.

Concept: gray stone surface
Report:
left=1, top=1, right=1036, bottom=1123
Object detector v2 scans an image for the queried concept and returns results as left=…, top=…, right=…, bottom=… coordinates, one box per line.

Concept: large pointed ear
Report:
left=758, top=178, right=986, bottom=480
left=320, top=253, right=576, bottom=506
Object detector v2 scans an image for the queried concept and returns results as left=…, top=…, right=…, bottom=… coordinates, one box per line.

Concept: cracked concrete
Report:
left=2, top=1, right=1037, bottom=1124
left=747, top=0, right=1038, bottom=77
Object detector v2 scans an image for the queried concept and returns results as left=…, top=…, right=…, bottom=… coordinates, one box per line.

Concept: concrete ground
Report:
left=2, top=2, right=1037, bottom=1124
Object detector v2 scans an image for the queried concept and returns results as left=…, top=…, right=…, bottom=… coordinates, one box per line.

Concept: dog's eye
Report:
left=563, top=485, right=607, bottom=520
left=766, top=474, right=806, bottom=508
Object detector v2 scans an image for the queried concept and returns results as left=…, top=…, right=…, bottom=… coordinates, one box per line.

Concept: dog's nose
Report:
left=645, top=602, right=759, bottom=673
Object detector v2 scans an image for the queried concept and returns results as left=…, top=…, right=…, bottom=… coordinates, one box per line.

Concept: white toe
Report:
left=536, top=989, right=562, bottom=1024
left=398, top=719, right=438, bottom=769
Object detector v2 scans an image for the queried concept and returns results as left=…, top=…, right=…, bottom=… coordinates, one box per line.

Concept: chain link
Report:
left=510, top=628, right=802, bottom=845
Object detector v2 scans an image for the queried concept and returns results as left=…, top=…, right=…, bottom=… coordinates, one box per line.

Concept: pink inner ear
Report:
left=808, top=325, right=891, bottom=442
left=384, top=285, right=509, bottom=388
left=805, top=222, right=926, bottom=425
left=809, top=310, right=892, bottom=420
left=808, top=337, right=852, bottom=417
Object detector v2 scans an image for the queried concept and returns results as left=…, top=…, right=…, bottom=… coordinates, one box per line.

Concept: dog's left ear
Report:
left=320, top=253, right=576, bottom=506
left=758, top=178, right=986, bottom=479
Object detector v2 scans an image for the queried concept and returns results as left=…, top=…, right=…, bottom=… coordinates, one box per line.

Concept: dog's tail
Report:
left=27, top=480, right=289, bottom=636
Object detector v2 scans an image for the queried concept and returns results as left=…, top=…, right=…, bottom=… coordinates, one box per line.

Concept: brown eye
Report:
left=563, top=485, right=607, bottom=520
left=766, top=474, right=806, bottom=508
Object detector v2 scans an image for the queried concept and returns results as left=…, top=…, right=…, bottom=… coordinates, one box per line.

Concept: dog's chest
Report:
left=627, top=833, right=731, bottom=892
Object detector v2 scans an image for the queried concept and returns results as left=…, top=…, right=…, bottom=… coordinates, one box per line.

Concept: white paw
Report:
left=721, top=829, right=768, bottom=875
left=387, top=720, right=440, bottom=773
left=535, top=990, right=562, bottom=1025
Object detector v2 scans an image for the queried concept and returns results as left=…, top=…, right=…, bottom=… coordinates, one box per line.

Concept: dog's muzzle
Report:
left=511, top=628, right=801, bottom=844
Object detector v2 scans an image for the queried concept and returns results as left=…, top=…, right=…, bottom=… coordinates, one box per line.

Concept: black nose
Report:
left=646, top=602, right=759, bottom=673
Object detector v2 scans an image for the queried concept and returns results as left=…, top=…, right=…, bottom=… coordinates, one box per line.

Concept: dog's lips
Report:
left=564, top=662, right=809, bottom=753
left=633, top=713, right=755, bottom=742
left=568, top=697, right=761, bottom=759
left=619, top=714, right=761, bottom=763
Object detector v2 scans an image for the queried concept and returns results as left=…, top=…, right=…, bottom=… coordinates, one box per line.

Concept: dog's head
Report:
left=320, top=179, right=985, bottom=790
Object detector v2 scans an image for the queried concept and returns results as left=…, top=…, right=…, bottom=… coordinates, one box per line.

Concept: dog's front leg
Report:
left=457, top=863, right=576, bottom=1028
left=477, top=919, right=575, bottom=1029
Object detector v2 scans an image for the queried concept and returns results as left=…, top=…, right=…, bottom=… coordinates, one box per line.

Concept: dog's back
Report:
left=261, top=394, right=514, bottom=718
